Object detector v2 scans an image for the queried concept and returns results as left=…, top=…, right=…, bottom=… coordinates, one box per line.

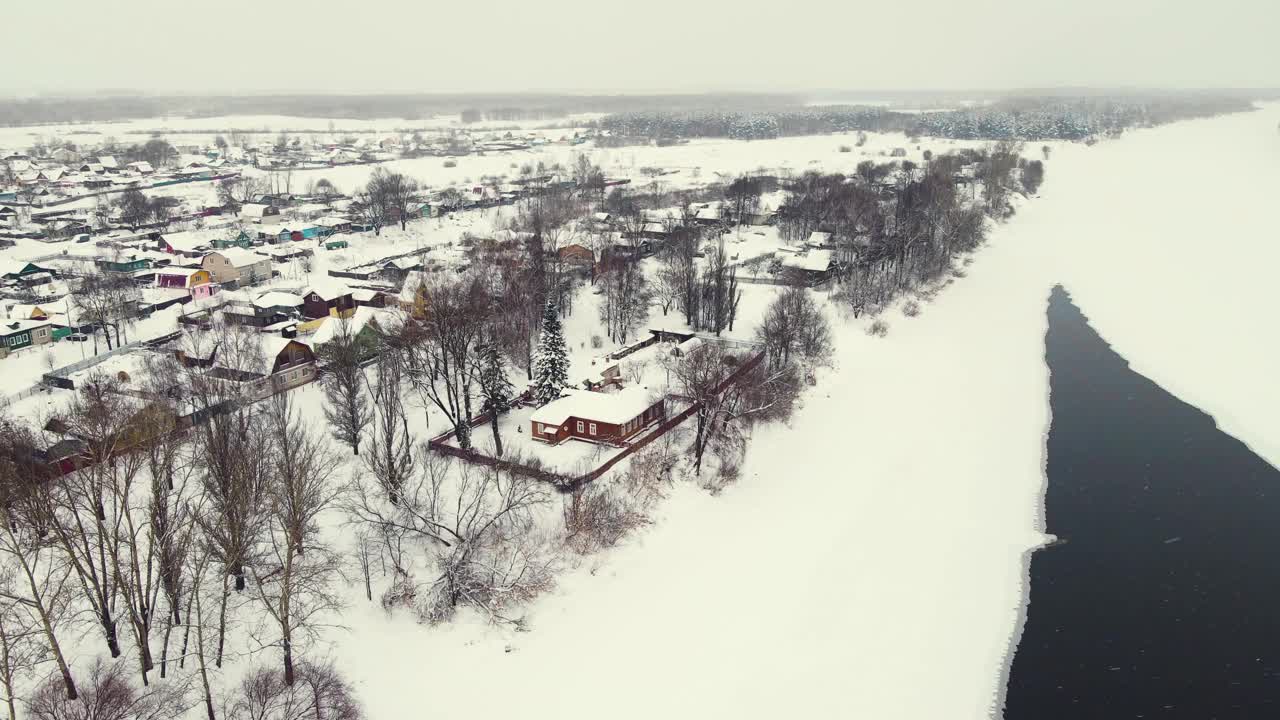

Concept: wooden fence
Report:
left=427, top=349, right=767, bottom=493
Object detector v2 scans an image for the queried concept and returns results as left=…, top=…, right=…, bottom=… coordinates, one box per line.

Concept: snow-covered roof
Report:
left=806, top=231, right=833, bottom=247
left=242, top=203, right=276, bottom=218
left=257, top=224, right=289, bottom=236
left=127, top=161, right=154, bottom=173
left=97, top=156, right=118, bottom=169
left=695, top=207, right=721, bottom=221
left=313, top=216, right=351, bottom=228
left=254, top=291, right=304, bottom=308
left=387, top=256, right=419, bottom=270
left=161, top=231, right=214, bottom=254
left=303, top=277, right=351, bottom=301
left=397, top=270, right=426, bottom=304
left=214, top=247, right=269, bottom=268
left=675, top=337, right=704, bottom=354
left=7, top=303, right=49, bottom=320
left=0, top=318, right=50, bottom=333
left=531, top=386, right=659, bottom=427
left=309, top=305, right=392, bottom=345
left=780, top=249, right=833, bottom=273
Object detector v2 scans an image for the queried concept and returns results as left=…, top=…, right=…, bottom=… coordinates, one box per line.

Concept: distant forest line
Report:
left=0, top=93, right=801, bottom=128
left=0, top=90, right=1272, bottom=141
left=599, top=94, right=1261, bottom=142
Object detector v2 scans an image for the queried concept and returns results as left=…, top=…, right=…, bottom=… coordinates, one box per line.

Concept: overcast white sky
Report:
left=5, top=0, right=1277, bottom=95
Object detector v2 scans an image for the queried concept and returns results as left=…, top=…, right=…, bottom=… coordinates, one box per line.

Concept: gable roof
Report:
left=254, top=291, right=304, bottom=308
left=397, top=270, right=427, bottom=304
left=161, top=231, right=214, bottom=254
left=213, top=247, right=268, bottom=268
left=303, top=277, right=351, bottom=302
left=309, top=305, right=391, bottom=345
left=780, top=248, right=833, bottom=273
left=0, top=318, right=51, bottom=335
left=531, top=386, right=659, bottom=427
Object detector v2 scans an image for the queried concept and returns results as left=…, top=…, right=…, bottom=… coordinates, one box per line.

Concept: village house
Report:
left=0, top=261, right=57, bottom=284
left=201, top=248, right=272, bottom=286
left=202, top=336, right=317, bottom=401
left=307, top=305, right=393, bottom=360
left=241, top=203, right=281, bottom=223
left=219, top=300, right=291, bottom=329
left=351, top=288, right=386, bottom=308
left=557, top=243, right=595, bottom=270
left=693, top=206, right=723, bottom=225
left=0, top=318, right=54, bottom=356
left=126, top=161, right=155, bottom=174
left=253, top=291, right=306, bottom=317
left=7, top=303, right=51, bottom=321
left=301, top=279, right=355, bottom=319
left=397, top=270, right=428, bottom=316
left=778, top=248, right=835, bottom=285
left=261, top=245, right=312, bottom=264
left=51, top=147, right=80, bottom=164
left=155, top=267, right=218, bottom=300
left=97, top=253, right=158, bottom=275
left=530, top=386, right=667, bottom=446
left=313, top=216, right=353, bottom=235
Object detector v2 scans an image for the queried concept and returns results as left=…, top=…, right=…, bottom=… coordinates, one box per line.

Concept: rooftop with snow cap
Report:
left=531, top=386, right=659, bottom=428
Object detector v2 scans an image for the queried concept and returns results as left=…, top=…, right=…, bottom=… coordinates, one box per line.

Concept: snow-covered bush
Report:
left=868, top=319, right=890, bottom=338
left=903, top=300, right=920, bottom=317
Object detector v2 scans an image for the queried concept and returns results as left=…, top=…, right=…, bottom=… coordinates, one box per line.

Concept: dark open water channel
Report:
left=1003, top=286, right=1280, bottom=719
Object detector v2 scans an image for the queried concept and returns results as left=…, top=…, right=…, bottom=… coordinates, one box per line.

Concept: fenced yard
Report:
left=428, top=348, right=766, bottom=492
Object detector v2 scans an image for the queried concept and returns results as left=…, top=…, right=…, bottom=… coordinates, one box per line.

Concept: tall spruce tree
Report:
left=477, top=343, right=516, bottom=456
left=532, top=300, right=570, bottom=405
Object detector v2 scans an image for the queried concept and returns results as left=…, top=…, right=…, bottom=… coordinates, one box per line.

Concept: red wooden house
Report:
left=531, top=386, right=666, bottom=446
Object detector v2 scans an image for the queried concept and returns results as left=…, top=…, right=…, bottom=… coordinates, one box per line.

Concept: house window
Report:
left=289, top=371, right=298, bottom=381
left=589, top=423, right=597, bottom=436
left=576, top=421, right=584, bottom=433
left=534, top=422, right=541, bottom=434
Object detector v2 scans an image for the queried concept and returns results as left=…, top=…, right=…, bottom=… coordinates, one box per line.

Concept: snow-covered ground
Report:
left=327, top=103, right=1280, bottom=720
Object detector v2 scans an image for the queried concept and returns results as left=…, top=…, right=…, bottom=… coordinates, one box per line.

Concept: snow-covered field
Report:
left=6, top=102, right=1279, bottom=719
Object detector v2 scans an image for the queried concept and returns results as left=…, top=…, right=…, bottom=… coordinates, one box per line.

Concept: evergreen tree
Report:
left=477, top=342, right=516, bottom=456
left=532, top=300, right=570, bottom=406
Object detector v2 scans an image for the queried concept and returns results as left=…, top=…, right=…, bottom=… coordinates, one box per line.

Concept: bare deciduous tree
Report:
left=252, top=395, right=343, bottom=686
